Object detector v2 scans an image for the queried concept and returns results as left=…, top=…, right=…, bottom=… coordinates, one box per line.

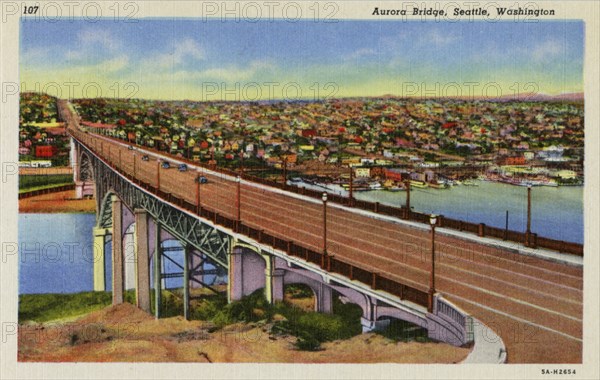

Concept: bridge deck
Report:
left=60, top=100, right=583, bottom=363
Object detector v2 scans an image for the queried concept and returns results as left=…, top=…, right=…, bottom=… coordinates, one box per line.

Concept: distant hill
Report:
left=374, top=92, right=583, bottom=102
left=488, top=92, right=584, bottom=102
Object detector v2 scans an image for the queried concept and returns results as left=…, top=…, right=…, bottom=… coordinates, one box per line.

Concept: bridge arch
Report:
left=79, top=150, right=94, bottom=182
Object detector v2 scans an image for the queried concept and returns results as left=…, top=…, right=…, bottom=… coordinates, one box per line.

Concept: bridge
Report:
left=58, top=100, right=582, bottom=363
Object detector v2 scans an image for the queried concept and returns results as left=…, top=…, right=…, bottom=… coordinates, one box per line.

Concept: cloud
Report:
left=344, top=48, right=376, bottom=61
left=92, top=55, right=129, bottom=73
left=138, top=60, right=276, bottom=85
left=77, top=28, right=121, bottom=51
left=156, top=38, right=205, bottom=68
left=422, top=30, right=457, bottom=46
left=531, top=40, right=564, bottom=62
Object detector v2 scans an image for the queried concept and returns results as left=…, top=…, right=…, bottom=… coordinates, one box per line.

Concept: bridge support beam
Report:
left=92, top=227, right=109, bottom=291
left=315, top=282, right=333, bottom=314
left=190, top=250, right=204, bottom=288
left=228, top=245, right=267, bottom=303
left=183, top=245, right=191, bottom=320
left=267, top=268, right=285, bottom=303
left=153, top=222, right=162, bottom=319
left=228, top=247, right=243, bottom=303
left=71, top=139, right=79, bottom=183
left=111, top=195, right=124, bottom=305
left=134, top=209, right=151, bottom=313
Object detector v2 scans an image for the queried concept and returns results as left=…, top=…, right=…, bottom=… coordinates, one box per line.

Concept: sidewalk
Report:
left=461, top=318, right=508, bottom=364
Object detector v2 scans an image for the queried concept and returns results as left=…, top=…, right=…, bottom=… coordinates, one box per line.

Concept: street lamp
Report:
left=428, top=214, right=438, bottom=313
left=322, top=192, right=328, bottom=269
left=405, top=179, right=411, bottom=220
left=526, top=184, right=532, bottom=247
left=236, top=175, right=241, bottom=229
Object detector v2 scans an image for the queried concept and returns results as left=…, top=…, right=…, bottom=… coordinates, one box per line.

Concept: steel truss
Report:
left=82, top=141, right=231, bottom=270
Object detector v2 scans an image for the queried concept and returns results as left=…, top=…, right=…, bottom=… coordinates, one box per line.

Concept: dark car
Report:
left=141, top=155, right=149, bottom=161
left=195, top=175, right=208, bottom=184
left=128, top=145, right=134, bottom=150
left=161, top=161, right=171, bottom=169
left=178, top=163, right=188, bottom=172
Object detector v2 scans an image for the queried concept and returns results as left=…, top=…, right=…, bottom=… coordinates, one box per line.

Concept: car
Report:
left=178, top=164, right=188, bottom=172
left=128, top=145, right=134, bottom=150
left=195, top=175, right=208, bottom=184
left=161, top=161, right=171, bottom=169
left=141, top=155, right=149, bottom=161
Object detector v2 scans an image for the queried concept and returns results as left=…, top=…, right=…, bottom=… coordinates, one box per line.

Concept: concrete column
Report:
left=190, top=250, right=204, bottom=289
left=75, top=182, right=84, bottom=199
left=316, top=282, right=333, bottom=314
left=228, top=247, right=243, bottom=303
left=71, top=139, right=79, bottom=182
left=134, top=209, right=151, bottom=313
left=268, top=269, right=285, bottom=303
left=153, top=222, right=162, bottom=319
left=92, top=227, right=109, bottom=291
left=183, top=245, right=190, bottom=320
left=111, top=196, right=124, bottom=305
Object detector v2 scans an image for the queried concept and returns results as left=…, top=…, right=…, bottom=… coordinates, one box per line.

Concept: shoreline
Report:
left=19, top=189, right=97, bottom=214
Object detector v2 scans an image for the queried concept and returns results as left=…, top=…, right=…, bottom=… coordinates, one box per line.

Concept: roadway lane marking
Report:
left=447, top=293, right=583, bottom=343
left=240, top=180, right=581, bottom=280
left=441, top=276, right=582, bottom=322
left=240, top=187, right=584, bottom=305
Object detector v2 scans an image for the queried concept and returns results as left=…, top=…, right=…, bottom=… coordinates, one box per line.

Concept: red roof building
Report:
left=35, top=145, right=57, bottom=158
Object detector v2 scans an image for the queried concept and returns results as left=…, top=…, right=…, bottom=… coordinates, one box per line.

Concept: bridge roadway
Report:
left=60, top=102, right=582, bottom=363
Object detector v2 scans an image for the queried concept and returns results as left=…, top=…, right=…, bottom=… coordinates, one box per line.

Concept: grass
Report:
left=19, top=174, right=73, bottom=191
left=19, top=292, right=112, bottom=323
left=19, top=288, right=427, bottom=350
left=375, top=319, right=431, bottom=343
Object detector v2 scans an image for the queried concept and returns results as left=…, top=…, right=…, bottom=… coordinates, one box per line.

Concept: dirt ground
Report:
left=19, top=190, right=96, bottom=213
left=18, top=303, right=471, bottom=363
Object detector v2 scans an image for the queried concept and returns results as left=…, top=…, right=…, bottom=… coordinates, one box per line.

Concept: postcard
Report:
left=1, top=1, right=598, bottom=379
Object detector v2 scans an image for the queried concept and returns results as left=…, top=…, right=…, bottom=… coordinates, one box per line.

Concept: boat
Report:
left=369, top=182, right=382, bottom=190
left=387, top=186, right=405, bottom=192
left=462, top=179, right=479, bottom=187
left=409, top=180, right=428, bottom=188
left=541, top=180, right=559, bottom=187
left=429, top=181, right=449, bottom=189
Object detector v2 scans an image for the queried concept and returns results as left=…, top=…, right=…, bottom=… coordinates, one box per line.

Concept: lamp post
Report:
left=282, top=156, right=288, bottom=187
left=322, top=192, right=328, bottom=269
left=428, top=214, right=438, bottom=313
left=239, top=150, right=244, bottom=174
left=526, top=185, right=532, bottom=247
left=196, top=169, right=201, bottom=214
left=405, top=179, right=411, bottom=220
left=236, top=175, right=241, bottom=231
left=348, top=166, right=354, bottom=206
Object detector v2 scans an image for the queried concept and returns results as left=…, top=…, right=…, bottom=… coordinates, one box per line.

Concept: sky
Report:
left=20, top=19, right=584, bottom=100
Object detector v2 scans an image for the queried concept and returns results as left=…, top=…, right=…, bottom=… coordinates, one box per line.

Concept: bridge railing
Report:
left=434, top=296, right=475, bottom=345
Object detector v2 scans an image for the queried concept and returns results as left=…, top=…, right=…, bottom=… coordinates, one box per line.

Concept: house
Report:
left=355, top=167, right=371, bottom=178
left=35, top=145, right=57, bottom=158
